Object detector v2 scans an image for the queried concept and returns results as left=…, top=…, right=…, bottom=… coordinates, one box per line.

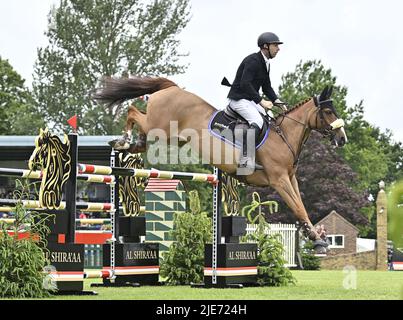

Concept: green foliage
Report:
left=33, top=0, right=191, bottom=135
left=0, top=56, right=44, bottom=134
left=300, top=241, right=321, bottom=270
left=343, top=101, right=391, bottom=192
left=389, top=180, right=403, bottom=248
left=272, top=59, right=403, bottom=237
left=279, top=60, right=349, bottom=118
left=279, top=60, right=401, bottom=197
left=160, top=191, right=212, bottom=285
left=244, top=216, right=296, bottom=287
left=0, top=180, right=53, bottom=298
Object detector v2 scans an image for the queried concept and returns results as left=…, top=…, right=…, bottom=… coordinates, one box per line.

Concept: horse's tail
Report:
left=91, top=76, right=177, bottom=107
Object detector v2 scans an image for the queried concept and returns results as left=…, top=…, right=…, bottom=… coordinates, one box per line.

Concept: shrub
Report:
left=0, top=181, right=53, bottom=298
left=160, top=190, right=212, bottom=285
left=300, top=241, right=321, bottom=270
left=244, top=219, right=296, bottom=286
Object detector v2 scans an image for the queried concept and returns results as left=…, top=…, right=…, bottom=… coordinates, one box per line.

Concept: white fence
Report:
left=246, top=223, right=297, bottom=267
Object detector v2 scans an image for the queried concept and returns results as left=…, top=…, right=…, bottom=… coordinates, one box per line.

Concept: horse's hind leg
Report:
left=126, top=104, right=148, bottom=153
left=108, top=104, right=147, bottom=151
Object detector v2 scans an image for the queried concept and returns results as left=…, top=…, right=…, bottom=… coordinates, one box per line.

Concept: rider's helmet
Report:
left=257, top=32, right=283, bottom=47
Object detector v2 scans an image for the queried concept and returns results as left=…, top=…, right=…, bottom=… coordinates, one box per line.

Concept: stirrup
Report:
left=238, top=157, right=263, bottom=170
left=255, top=163, right=264, bottom=170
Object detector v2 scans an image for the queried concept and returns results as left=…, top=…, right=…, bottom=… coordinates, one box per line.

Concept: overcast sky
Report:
left=1, top=0, right=402, bottom=143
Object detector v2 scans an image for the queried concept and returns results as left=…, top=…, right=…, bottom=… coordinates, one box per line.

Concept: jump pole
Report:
left=0, top=167, right=115, bottom=184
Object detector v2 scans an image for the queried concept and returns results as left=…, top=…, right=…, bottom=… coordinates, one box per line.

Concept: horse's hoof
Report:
left=108, top=139, right=130, bottom=150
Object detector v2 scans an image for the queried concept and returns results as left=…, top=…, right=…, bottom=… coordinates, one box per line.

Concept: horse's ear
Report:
left=319, top=86, right=329, bottom=101
left=327, top=86, right=333, bottom=98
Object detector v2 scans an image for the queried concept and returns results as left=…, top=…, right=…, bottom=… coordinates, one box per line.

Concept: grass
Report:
left=28, top=270, right=403, bottom=300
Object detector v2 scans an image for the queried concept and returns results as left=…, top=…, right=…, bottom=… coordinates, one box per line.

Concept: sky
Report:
left=1, top=0, right=402, bottom=144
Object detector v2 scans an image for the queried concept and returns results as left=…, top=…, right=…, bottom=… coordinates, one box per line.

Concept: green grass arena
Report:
left=5, top=270, right=401, bottom=300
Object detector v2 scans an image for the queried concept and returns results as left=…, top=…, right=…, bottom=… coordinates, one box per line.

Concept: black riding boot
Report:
left=238, top=123, right=263, bottom=170
left=128, top=133, right=147, bottom=153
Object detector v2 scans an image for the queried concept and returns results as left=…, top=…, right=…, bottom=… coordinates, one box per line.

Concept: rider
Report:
left=227, top=32, right=285, bottom=170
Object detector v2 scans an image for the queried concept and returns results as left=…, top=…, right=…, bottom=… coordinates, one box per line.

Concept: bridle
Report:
left=312, top=96, right=345, bottom=139
left=268, top=96, right=345, bottom=167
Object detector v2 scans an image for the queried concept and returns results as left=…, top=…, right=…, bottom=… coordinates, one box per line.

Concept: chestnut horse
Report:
left=92, top=76, right=347, bottom=253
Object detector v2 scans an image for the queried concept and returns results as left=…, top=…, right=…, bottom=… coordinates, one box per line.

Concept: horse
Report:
left=92, top=76, right=348, bottom=253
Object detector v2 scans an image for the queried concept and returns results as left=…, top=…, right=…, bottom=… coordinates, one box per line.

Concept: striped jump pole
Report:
left=83, top=266, right=159, bottom=279
left=2, top=218, right=109, bottom=225
left=78, top=164, right=218, bottom=184
left=77, top=218, right=111, bottom=225
left=0, top=199, right=114, bottom=212
left=0, top=167, right=115, bottom=184
left=0, top=218, right=15, bottom=224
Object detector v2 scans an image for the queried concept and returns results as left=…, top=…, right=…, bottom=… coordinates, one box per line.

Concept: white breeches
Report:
left=228, top=99, right=266, bottom=129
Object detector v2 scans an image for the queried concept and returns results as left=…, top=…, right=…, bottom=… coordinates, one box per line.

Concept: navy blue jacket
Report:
left=227, top=52, right=278, bottom=104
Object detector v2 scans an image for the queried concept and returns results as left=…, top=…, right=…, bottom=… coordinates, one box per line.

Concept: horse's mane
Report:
left=275, top=97, right=312, bottom=119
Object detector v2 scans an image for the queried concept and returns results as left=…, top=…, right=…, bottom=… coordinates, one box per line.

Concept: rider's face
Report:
left=269, top=43, right=280, bottom=58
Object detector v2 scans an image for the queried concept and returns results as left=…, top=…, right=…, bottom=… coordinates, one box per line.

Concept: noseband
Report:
left=271, top=96, right=345, bottom=167
left=312, top=96, right=345, bottom=139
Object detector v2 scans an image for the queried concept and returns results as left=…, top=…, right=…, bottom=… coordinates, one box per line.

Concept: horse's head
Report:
left=28, top=128, right=71, bottom=209
left=29, top=128, right=51, bottom=171
left=311, top=86, right=347, bottom=147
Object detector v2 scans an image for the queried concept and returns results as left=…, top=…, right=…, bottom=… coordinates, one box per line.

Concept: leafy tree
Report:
left=278, top=60, right=394, bottom=193
left=279, top=60, right=349, bottom=118
left=33, top=0, right=190, bottom=135
left=257, top=59, right=402, bottom=236
left=0, top=56, right=44, bottom=134
left=343, top=101, right=393, bottom=192
left=389, top=181, right=403, bottom=248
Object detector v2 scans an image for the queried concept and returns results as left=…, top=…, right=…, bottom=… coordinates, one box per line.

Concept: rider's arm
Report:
left=239, top=59, right=263, bottom=104
left=262, top=76, right=278, bottom=103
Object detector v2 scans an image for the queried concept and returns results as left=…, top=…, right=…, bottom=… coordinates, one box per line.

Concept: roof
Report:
left=144, top=179, right=184, bottom=192
left=0, top=135, right=117, bottom=147
left=0, top=135, right=119, bottom=161
left=315, top=210, right=360, bottom=232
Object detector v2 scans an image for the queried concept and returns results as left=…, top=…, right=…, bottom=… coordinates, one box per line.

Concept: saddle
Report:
left=208, top=106, right=271, bottom=149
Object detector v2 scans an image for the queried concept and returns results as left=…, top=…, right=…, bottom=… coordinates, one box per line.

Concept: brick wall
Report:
left=315, top=211, right=358, bottom=255
left=319, top=250, right=376, bottom=270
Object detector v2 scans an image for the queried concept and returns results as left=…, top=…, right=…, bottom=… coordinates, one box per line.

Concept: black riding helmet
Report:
left=257, top=32, right=283, bottom=47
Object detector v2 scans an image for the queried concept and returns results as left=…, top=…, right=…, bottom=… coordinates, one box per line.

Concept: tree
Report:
left=33, top=0, right=191, bottom=135
left=279, top=60, right=349, bottom=118
left=0, top=56, right=44, bottom=135
left=279, top=60, right=401, bottom=194
left=247, top=60, right=377, bottom=233
left=343, top=101, right=392, bottom=192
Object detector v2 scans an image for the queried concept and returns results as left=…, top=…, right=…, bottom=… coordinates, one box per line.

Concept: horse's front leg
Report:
left=290, top=174, right=303, bottom=204
left=271, top=174, right=328, bottom=253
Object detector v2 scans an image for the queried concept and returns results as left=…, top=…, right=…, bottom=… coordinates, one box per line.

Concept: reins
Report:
left=267, top=98, right=327, bottom=167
